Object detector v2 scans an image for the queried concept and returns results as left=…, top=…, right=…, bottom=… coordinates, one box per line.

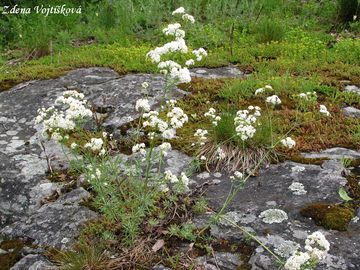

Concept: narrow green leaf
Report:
left=338, top=187, right=353, bottom=201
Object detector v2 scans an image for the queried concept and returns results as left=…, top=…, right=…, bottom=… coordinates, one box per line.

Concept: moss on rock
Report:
left=300, top=202, right=355, bottom=231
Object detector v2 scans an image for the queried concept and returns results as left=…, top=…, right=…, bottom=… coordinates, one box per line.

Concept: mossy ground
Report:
left=300, top=203, right=355, bottom=231
left=0, top=239, right=26, bottom=270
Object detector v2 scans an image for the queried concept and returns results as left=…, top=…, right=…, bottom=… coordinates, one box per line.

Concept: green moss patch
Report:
left=300, top=203, right=355, bottom=231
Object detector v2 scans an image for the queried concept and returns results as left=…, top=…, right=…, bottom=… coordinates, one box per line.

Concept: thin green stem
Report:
left=221, top=215, right=284, bottom=266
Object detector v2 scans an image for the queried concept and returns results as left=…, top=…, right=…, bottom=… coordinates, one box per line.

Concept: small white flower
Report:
left=180, top=172, right=189, bottom=187
left=172, top=7, right=185, bottom=15
left=266, top=95, right=282, bottom=106
left=255, top=87, right=265, bottom=95
left=162, top=129, right=176, bottom=139
left=132, top=143, right=146, bottom=155
left=159, top=184, right=169, bottom=192
left=319, top=105, right=330, bottom=116
left=194, top=129, right=208, bottom=143
left=136, top=98, right=151, bottom=112
left=159, top=142, right=172, bottom=156
left=234, top=171, right=243, bottom=179
left=193, top=48, right=207, bottom=61
left=99, top=148, right=106, bottom=156
left=200, top=155, right=207, bottom=161
left=305, top=231, right=330, bottom=260
left=216, top=147, right=226, bottom=160
left=95, top=168, right=101, bottom=178
left=182, top=13, right=195, bottom=23
left=185, top=59, right=195, bottom=66
left=284, top=251, right=311, bottom=270
left=281, top=137, right=296, bottom=149
left=84, top=138, right=104, bottom=152
left=70, top=142, right=77, bottom=149
left=164, top=170, right=178, bottom=183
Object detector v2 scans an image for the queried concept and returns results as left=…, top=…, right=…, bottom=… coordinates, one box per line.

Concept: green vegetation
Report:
left=1, top=0, right=360, bottom=91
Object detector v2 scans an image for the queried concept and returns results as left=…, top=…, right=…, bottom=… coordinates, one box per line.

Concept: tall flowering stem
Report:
left=146, top=7, right=207, bottom=101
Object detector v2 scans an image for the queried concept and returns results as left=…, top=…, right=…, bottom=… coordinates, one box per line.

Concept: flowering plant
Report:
left=293, top=91, right=317, bottom=112
left=146, top=7, right=207, bottom=99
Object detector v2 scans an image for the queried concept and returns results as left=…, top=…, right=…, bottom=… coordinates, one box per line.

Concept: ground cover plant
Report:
left=1, top=1, right=360, bottom=270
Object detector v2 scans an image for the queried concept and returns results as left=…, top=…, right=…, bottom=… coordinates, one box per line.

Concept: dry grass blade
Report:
left=198, top=141, right=277, bottom=173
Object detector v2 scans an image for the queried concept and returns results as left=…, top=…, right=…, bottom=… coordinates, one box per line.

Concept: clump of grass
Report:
left=198, top=141, right=276, bottom=173
left=253, top=18, right=286, bottom=44
left=54, top=242, right=109, bottom=270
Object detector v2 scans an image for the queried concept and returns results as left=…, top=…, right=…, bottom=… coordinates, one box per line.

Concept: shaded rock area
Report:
left=193, top=148, right=360, bottom=270
left=0, top=66, right=244, bottom=268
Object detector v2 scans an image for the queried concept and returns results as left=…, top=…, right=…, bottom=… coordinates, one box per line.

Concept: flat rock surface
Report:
left=10, top=254, right=56, bottom=270
left=193, top=148, right=360, bottom=269
left=189, top=65, right=244, bottom=79
left=344, top=85, right=360, bottom=95
left=343, top=106, right=360, bottom=118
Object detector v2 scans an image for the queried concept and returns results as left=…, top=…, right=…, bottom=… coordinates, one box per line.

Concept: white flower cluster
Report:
left=167, top=105, right=189, bottom=129
left=204, top=108, right=221, bottom=126
left=164, top=170, right=190, bottom=192
left=141, top=102, right=188, bottom=140
left=185, top=59, right=195, bottom=66
left=172, top=6, right=195, bottom=23
left=319, top=104, right=331, bottom=116
left=234, top=106, right=261, bottom=141
left=281, top=137, right=296, bottom=149
left=285, top=231, right=330, bottom=270
left=35, top=90, right=93, bottom=141
left=158, top=60, right=191, bottom=84
left=255, top=85, right=273, bottom=95
left=298, top=91, right=317, bottom=100
left=284, top=252, right=311, bottom=270
left=259, top=208, right=288, bottom=224
left=162, top=23, right=185, bottom=39
left=84, top=138, right=106, bottom=155
left=172, top=7, right=185, bottom=15
left=135, top=98, right=151, bottom=112
left=132, top=143, right=146, bottom=156
left=89, top=167, right=102, bottom=181
left=266, top=95, right=282, bottom=106
left=147, top=39, right=188, bottom=64
left=216, top=147, right=226, bottom=159
left=182, top=13, right=195, bottom=23
left=304, top=231, right=330, bottom=260
left=146, top=7, right=206, bottom=85
left=193, top=48, right=208, bottom=61
left=159, top=142, right=172, bottom=157
left=194, top=129, right=208, bottom=145
left=230, top=171, right=244, bottom=180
